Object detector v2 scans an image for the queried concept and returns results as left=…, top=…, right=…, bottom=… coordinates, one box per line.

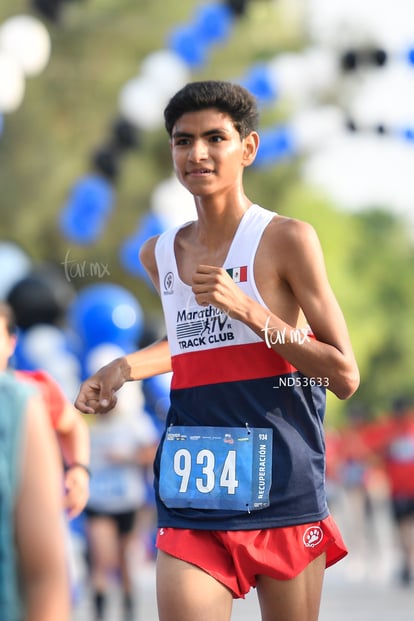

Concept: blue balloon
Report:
left=68, top=283, right=144, bottom=350
left=194, top=3, right=234, bottom=44
left=11, top=329, right=36, bottom=371
left=119, top=212, right=165, bottom=283
left=401, top=126, right=414, bottom=142
left=59, top=203, right=108, bottom=245
left=67, top=174, right=114, bottom=215
left=0, top=114, right=4, bottom=138
left=406, top=47, right=414, bottom=65
left=254, top=126, right=295, bottom=167
left=168, top=24, right=208, bottom=68
left=239, top=65, right=278, bottom=105
left=59, top=174, right=115, bottom=244
left=143, top=374, right=171, bottom=432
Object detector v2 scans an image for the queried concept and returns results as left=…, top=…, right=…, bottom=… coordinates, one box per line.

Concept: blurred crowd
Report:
left=0, top=292, right=168, bottom=621
left=326, top=397, right=414, bottom=587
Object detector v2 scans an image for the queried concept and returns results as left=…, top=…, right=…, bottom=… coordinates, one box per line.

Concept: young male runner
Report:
left=76, top=80, right=360, bottom=621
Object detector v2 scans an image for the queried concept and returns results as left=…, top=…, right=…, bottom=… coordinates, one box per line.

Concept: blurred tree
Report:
left=347, top=209, right=414, bottom=411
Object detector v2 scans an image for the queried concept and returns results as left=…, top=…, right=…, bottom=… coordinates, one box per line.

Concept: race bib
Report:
left=159, top=426, right=272, bottom=512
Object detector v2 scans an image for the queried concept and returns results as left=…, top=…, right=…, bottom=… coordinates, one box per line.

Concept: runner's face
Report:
left=170, top=108, right=257, bottom=197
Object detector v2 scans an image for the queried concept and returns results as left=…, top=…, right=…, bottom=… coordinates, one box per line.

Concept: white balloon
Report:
left=0, top=51, right=25, bottom=112
left=21, top=324, right=67, bottom=365
left=267, top=48, right=339, bottom=103
left=301, top=47, right=339, bottom=96
left=119, top=75, right=168, bottom=130
left=20, top=325, right=82, bottom=399
left=0, top=15, right=51, bottom=76
left=151, top=175, right=197, bottom=229
left=42, top=351, right=82, bottom=401
left=85, top=343, right=126, bottom=375
left=0, top=241, right=31, bottom=298
left=349, top=65, right=414, bottom=128
left=291, top=106, right=344, bottom=152
left=306, top=0, right=414, bottom=48
left=267, top=53, right=310, bottom=103
left=141, top=49, right=190, bottom=99
left=111, top=304, right=139, bottom=331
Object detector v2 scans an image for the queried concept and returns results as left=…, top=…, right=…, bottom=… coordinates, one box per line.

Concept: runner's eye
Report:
left=174, top=138, right=191, bottom=146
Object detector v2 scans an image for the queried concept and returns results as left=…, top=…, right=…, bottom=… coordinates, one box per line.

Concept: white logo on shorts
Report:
left=303, top=526, right=323, bottom=547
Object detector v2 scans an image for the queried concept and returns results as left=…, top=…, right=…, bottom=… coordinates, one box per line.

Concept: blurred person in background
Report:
left=0, top=301, right=90, bottom=519
left=329, top=403, right=391, bottom=581
left=84, top=376, right=159, bottom=621
left=0, top=370, right=70, bottom=621
left=374, top=397, right=414, bottom=585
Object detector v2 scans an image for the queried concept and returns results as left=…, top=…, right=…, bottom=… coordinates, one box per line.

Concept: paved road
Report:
left=71, top=555, right=414, bottom=621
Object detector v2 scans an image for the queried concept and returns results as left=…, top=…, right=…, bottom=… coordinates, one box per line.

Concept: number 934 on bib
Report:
left=159, top=426, right=273, bottom=512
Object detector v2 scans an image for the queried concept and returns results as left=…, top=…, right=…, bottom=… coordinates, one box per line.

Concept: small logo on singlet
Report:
left=303, top=526, right=323, bottom=548
left=163, top=272, right=174, bottom=295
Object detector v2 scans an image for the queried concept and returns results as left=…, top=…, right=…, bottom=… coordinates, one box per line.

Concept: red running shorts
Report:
left=156, top=515, right=347, bottom=598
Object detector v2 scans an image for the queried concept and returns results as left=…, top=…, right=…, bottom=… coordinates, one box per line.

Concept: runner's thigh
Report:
left=156, top=550, right=233, bottom=621
left=256, top=552, right=326, bottom=621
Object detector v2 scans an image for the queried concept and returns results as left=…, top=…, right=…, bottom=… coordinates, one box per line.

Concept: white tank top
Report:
left=155, top=204, right=276, bottom=358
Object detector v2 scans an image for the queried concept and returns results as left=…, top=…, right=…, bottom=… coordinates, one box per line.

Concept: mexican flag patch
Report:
left=227, top=266, right=247, bottom=283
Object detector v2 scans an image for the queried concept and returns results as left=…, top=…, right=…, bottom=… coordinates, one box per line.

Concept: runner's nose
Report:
left=189, top=139, right=208, bottom=161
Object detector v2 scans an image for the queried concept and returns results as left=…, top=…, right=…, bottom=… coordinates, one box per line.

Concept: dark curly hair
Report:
left=164, top=80, right=259, bottom=139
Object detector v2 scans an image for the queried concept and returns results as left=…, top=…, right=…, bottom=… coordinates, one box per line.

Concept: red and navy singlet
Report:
left=154, top=204, right=329, bottom=530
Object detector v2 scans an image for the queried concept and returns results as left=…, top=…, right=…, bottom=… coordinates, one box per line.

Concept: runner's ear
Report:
left=242, top=131, right=259, bottom=167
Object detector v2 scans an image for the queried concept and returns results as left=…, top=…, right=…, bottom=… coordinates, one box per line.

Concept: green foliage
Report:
left=347, top=210, right=414, bottom=411
left=0, top=0, right=413, bottom=420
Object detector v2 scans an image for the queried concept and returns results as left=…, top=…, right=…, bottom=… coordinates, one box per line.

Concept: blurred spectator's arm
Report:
left=56, top=402, right=90, bottom=519
left=15, top=394, right=70, bottom=621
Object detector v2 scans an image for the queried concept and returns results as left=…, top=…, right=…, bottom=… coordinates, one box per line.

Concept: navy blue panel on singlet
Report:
left=154, top=370, right=328, bottom=530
